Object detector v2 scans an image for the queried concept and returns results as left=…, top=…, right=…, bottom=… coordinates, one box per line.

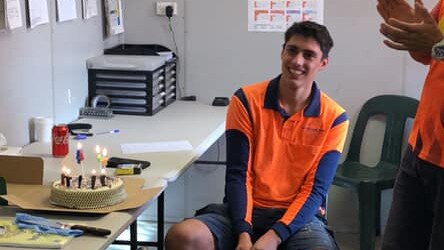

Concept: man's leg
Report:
left=280, top=216, right=338, bottom=250
left=165, top=203, right=236, bottom=250
left=165, top=219, right=215, bottom=250
left=382, top=148, right=431, bottom=250
left=424, top=161, right=444, bottom=250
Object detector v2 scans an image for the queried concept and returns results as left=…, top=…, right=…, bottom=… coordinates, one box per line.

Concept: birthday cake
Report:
left=49, top=177, right=127, bottom=209
left=49, top=144, right=128, bottom=209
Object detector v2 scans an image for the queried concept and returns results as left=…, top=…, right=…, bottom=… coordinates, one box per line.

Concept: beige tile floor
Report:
left=107, top=221, right=382, bottom=250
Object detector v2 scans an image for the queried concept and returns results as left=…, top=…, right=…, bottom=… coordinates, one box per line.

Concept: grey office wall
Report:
left=0, top=0, right=122, bottom=146
left=123, top=0, right=431, bottom=233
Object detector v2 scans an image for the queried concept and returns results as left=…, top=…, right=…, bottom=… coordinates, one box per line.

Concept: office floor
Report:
left=107, top=220, right=382, bottom=250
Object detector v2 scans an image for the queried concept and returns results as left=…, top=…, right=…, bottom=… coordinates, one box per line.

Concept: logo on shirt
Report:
left=301, top=126, right=325, bottom=133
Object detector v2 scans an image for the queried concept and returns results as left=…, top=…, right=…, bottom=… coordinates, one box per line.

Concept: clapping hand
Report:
left=378, top=0, right=443, bottom=52
left=377, top=0, right=420, bottom=23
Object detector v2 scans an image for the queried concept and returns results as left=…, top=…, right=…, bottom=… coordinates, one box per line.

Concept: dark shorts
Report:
left=382, top=146, right=444, bottom=250
left=195, top=203, right=339, bottom=250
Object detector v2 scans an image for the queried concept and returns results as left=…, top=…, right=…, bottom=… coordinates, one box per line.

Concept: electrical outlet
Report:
left=156, top=2, right=177, bottom=16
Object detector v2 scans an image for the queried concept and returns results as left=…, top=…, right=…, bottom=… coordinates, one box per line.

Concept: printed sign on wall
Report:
left=248, top=0, right=324, bottom=32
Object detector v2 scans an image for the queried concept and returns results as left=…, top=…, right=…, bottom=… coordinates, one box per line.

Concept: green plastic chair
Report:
left=333, top=95, right=419, bottom=250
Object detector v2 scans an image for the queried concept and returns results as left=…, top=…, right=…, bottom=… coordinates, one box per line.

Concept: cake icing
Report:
left=50, top=177, right=127, bottom=209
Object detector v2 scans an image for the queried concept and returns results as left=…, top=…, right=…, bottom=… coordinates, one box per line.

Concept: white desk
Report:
left=2, top=101, right=227, bottom=250
left=23, top=101, right=227, bottom=183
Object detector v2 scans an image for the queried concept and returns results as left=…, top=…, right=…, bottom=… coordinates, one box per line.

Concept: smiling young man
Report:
left=165, top=21, right=349, bottom=250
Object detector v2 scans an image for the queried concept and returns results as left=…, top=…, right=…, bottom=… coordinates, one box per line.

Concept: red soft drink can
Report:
left=52, top=124, right=69, bottom=157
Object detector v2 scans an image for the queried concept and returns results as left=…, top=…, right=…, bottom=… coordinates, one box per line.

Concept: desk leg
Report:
left=158, top=192, right=165, bottom=249
left=112, top=191, right=165, bottom=249
left=130, top=221, right=138, bottom=250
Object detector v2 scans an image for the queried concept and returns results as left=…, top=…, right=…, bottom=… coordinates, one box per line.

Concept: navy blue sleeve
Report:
left=225, top=129, right=253, bottom=236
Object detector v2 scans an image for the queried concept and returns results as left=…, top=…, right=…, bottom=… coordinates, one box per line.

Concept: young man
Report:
left=377, top=0, right=444, bottom=249
left=165, top=21, right=349, bottom=250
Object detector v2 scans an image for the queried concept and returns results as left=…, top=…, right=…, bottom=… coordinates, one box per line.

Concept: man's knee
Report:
left=165, top=219, right=214, bottom=250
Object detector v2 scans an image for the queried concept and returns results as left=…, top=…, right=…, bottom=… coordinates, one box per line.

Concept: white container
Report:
left=33, top=117, right=53, bottom=143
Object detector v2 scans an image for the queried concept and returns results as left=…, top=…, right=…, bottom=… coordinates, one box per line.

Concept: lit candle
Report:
left=101, top=148, right=108, bottom=168
left=76, top=142, right=85, bottom=177
left=61, top=166, right=67, bottom=186
left=66, top=169, right=72, bottom=188
left=77, top=175, right=83, bottom=188
left=100, top=168, right=106, bottom=186
left=91, top=169, right=97, bottom=189
left=95, top=145, right=102, bottom=168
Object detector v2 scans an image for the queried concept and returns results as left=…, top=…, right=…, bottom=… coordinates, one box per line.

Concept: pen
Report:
left=74, top=129, right=120, bottom=140
left=95, top=129, right=120, bottom=135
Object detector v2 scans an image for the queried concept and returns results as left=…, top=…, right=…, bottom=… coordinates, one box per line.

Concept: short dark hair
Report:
left=284, top=21, right=334, bottom=59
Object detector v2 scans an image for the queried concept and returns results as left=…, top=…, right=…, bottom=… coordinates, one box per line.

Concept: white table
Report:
left=2, top=101, right=227, bottom=250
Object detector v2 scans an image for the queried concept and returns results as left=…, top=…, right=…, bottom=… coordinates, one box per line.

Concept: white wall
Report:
left=0, top=0, right=434, bottom=233
left=0, top=0, right=120, bottom=146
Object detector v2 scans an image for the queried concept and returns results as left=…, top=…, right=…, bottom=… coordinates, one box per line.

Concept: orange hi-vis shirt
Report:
left=408, top=0, right=444, bottom=168
left=225, top=75, right=349, bottom=241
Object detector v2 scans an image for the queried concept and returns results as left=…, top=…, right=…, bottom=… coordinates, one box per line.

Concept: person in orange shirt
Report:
left=165, top=21, right=349, bottom=250
left=377, top=0, right=444, bottom=249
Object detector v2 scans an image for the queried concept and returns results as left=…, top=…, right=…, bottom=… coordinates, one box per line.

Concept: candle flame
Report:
left=91, top=169, right=97, bottom=174
left=95, top=145, right=101, bottom=154
left=102, top=148, right=108, bottom=157
left=66, top=169, right=71, bottom=175
left=77, top=142, right=82, bottom=150
left=101, top=168, right=106, bottom=174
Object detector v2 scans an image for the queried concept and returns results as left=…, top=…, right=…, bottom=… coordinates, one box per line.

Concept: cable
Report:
left=166, top=10, right=185, bottom=98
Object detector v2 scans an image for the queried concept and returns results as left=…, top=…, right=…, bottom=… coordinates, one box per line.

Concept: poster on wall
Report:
left=6, top=0, right=23, bottom=29
left=248, top=0, right=324, bottom=32
left=104, top=0, right=124, bottom=36
left=27, top=0, right=49, bottom=28
left=82, top=0, right=98, bottom=19
left=56, top=0, right=77, bottom=22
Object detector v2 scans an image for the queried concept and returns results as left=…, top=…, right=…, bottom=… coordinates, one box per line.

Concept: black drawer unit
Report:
left=105, top=44, right=177, bottom=106
left=87, top=55, right=170, bottom=116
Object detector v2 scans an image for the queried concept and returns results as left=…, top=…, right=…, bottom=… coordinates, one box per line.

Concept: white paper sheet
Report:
left=82, top=0, right=97, bottom=19
left=5, top=0, right=23, bottom=29
left=28, top=0, right=49, bottom=28
left=56, top=0, right=77, bottom=22
left=121, top=140, right=193, bottom=154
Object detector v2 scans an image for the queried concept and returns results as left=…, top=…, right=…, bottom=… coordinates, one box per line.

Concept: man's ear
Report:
left=320, top=57, right=329, bottom=69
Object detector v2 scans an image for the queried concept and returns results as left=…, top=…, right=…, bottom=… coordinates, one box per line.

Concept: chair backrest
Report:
left=346, top=95, right=419, bottom=166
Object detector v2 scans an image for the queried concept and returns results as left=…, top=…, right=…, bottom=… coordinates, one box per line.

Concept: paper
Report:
left=5, top=0, right=23, bottom=29
left=104, top=0, right=124, bottom=36
left=0, top=146, right=22, bottom=155
left=82, top=0, right=97, bottom=19
left=56, top=0, right=77, bottom=22
left=28, top=0, right=49, bottom=28
left=248, top=0, right=324, bottom=32
left=121, top=140, right=193, bottom=154
left=0, top=219, right=72, bottom=249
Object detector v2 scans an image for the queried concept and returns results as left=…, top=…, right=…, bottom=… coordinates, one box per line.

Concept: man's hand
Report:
left=379, top=1, right=443, bottom=52
left=377, top=0, right=419, bottom=23
left=250, top=230, right=281, bottom=250
left=236, top=232, right=253, bottom=250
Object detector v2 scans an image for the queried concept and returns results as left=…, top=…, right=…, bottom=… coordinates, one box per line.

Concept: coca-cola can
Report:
left=52, top=124, right=69, bottom=157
